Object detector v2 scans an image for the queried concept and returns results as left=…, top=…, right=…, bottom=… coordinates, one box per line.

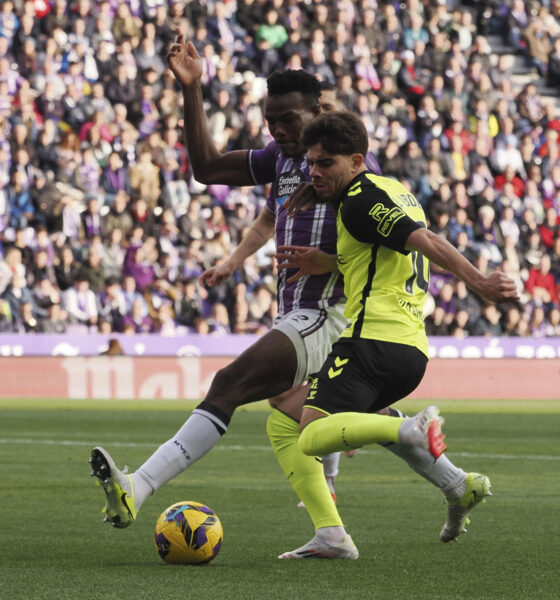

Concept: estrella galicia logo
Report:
left=275, top=169, right=306, bottom=206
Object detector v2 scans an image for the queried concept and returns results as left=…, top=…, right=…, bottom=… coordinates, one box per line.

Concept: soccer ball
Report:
left=154, top=501, right=223, bottom=565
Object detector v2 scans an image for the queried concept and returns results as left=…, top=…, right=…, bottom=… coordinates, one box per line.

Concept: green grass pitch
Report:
left=1, top=398, right=558, bottom=600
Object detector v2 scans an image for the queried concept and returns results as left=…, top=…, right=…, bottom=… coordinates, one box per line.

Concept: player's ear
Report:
left=351, top=153, right=364, bottom=172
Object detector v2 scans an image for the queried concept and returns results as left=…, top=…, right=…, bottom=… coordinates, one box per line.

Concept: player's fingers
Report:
left=275, top=260, right=295, bottom=270
left=186, top=41, right=199, bottom=57
left=276, top=245, right=309, bottom=253
left=275, top=251, right=299, bottom=260
left=198, top=270, right=213, bottom=285
left=204, top=276, right=218, bottom=287
left=291, top=203, right=314, bottom=217
left=279, top=199, right=292, bottom=212
left=287, top=205, right=303, bottom=218
left=286, top=272, right=303, bottom=284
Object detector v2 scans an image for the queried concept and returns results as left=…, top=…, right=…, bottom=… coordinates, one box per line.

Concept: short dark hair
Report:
left=302, top=111, right=368, bottom=156
left=266, top=69, right=321, bottom=110
left=319, top=81, right=337, bottom=93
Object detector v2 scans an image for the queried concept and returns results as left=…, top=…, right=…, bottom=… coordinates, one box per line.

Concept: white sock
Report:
left=384, top=443, right=466, bottom=498
left=133, top=410, right=227, bottom=509
left=325, top=476, right=336, bottom=495
left=322, top=452, right=341, bottom=478
left=316, top=526, right=346, bottom=545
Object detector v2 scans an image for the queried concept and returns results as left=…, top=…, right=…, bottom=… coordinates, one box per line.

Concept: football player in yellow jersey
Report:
left=276, top=111, right=519, bottom=552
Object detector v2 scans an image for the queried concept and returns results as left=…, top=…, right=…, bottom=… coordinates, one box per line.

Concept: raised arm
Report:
left=199, top=209, right=276, bottom=287
left=406, top=228, right=519, bottom=303
left=167, top=34, right=254, bottom=186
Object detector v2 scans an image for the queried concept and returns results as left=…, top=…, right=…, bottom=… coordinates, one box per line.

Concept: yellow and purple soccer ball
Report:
left=154, top=501, right=223, bottom=565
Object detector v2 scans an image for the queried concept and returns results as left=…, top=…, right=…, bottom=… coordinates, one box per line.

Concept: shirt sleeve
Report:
left=340, top=183, right=422, bottom=254
left=248, top=141, right=279, bottom=185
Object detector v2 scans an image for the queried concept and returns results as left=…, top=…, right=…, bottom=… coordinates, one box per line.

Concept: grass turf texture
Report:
left=1, top=399, right=558, bottom=600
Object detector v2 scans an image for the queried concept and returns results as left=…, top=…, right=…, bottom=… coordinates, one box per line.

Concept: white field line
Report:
left=0, top=438, right=558, bottom=462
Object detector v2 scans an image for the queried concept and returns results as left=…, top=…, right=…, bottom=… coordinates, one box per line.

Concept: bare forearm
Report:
left=228, top=211, right=275, bottom=269
left=406, top=229, right=485, bottom=294
left=181, top=83, right=221, bottom=181
left=181, top=84, right=252, bottom=185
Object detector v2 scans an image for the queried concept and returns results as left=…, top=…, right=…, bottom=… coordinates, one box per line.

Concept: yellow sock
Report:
left=266, top=409, right=343, bottom=529
left=299, top=412, right=404, bottom=456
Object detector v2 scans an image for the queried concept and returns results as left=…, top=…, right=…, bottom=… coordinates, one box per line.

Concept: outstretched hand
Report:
left=477, top=271, right=520, bottom=303
left=281, top=182, right=317, bottom=218
left=166, top=31, right=203, bottom=88
left=275, top=245, right=337, bottom=283
left=199, top=261, right=236, bottom=288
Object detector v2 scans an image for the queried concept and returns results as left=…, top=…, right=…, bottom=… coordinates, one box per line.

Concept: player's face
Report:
left=264, top=92, right=318, bottom=157
left=318, top=89, right=342, bottom=113
left=307, top=143, right=364, bottom=203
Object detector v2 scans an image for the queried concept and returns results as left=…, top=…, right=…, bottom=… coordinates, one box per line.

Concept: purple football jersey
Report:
left=248, top=141, right=381, bottom=314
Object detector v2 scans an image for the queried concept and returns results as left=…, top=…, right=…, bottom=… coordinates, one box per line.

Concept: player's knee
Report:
left=267, top=409, right=300, bottom=454
left=208, top=362, right=251, bottom=403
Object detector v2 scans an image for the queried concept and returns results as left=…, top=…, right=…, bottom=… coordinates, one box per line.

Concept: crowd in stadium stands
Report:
left=1, top=0, right=560, bottom=339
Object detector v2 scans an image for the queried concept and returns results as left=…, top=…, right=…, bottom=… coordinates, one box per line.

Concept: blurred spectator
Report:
left=472, top=303, right=504, bottom=336
left=545, top=306, right=560, bottom=336
left=2, top=272, right=36, bottom=323
left=129, top=150, right=160, bottom=207
left=502, top=304, right=523, bottom=337
left=100, top=338, right=125, bottom=355
left=81, top=195, right=103, bottom=240
left=153, top=302, right=177, bottom=336
left=101, top=152, right=131, bottom=202
left=121, top=298, right=153, bottom=333
left=527, top=304, right=547, bottom=337
left=397, top=50, right=425, bottom=106
left=102, top=227, right=126, bottom=280
left=123, top=243, right=155, bottom=292
left=474, top=205, right=504, bottom=267
left=547, top=36, right=560, bottom=87
left=98, top=277, right=126, bottom=330
left=538, top=207, right=560, bottom=250
left=507, top=0, right=529, bottom=53
left=38, top=300, right=68, bottom=334
left=401, top=140, right=428, bottom=193
left=175, top=277, right=204, bottom=329
left=106, top=62, right=139, bottom=108
left=7, top=170, right=34, bottom=229
left=207, top=302, right=231, bottom=337
left=63, top=273, right=98, bottom=327
left=53, top=245, right=78, bottom=292
left=525, top=254, right=558, bottom=307
left=524, top=17, right=552, bottom=77
left=27, top=249, right=56, bottom=289
left=104, top=191, right=133, bottom=237
left=425, top=305, right=450, bottom=336
left=78, top=245, right=105, bottom=294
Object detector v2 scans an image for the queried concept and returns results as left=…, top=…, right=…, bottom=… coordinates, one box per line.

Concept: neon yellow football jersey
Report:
left=335, top=172, right=430, bottom=357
